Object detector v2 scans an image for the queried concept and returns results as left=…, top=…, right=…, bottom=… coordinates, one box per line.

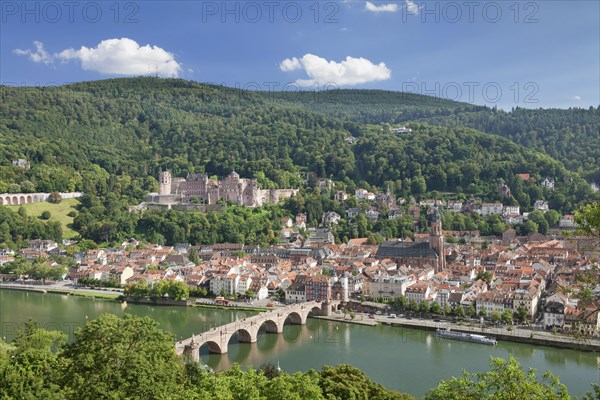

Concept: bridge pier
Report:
left=183, top=337, right=200, bottom=362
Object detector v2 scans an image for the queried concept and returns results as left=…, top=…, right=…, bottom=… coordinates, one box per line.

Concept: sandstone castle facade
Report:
left=147, top=170, right=298, bottom=207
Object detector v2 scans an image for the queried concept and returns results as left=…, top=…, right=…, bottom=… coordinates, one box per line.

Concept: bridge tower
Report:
left=183, top=336, right=200, bottom=363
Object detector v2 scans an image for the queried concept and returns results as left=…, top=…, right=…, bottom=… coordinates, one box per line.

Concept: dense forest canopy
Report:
left=262, top=88, right=599, bottom=183
left=1, top=77, right=597, bottom=199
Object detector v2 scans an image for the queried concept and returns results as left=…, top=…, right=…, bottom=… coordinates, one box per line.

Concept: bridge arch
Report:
left=0, top=197, right=3, bottom=205
left=309, top=306, right=324, bottom=316
left=285, top=311, right=306, bottom=325
left=19, top=196, right=25, bottom=204
left=259, top=318, right=283, bottom=334
left=12, top=196, right=18, bottom=205
left=26, top=195, right=32, bottom=203
left=228, top=328, right=254, bottom=344
left=200, top=340, right=224, bottom=354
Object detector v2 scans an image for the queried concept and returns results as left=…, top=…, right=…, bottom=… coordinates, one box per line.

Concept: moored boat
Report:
left=435, top=328, right=497, bottom=345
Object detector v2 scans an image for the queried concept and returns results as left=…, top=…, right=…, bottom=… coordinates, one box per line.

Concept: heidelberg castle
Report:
left=146, top=170, right=298, bottom=207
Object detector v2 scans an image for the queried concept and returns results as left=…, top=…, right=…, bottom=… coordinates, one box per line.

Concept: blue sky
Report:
left=1, top=0, right=598, bottom=109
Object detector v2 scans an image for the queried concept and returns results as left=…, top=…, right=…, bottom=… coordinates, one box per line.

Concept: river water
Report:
left=0, top=290, right=597, bottom=396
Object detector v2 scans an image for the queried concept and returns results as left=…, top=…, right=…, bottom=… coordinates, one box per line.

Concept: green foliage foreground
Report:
left=0, top=314, right=596, bottom=400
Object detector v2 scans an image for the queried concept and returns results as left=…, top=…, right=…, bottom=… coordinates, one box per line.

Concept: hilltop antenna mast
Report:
left=155, top=65, right=160, bottom=78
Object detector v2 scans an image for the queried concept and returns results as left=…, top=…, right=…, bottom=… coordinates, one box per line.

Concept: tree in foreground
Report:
left=0, top=320, right=66, bottom=400
left=424, top=356, right=571, bottom=400
left=59, top=313, right=185, bottom=400
left=318, top=364, right=413, bottom=400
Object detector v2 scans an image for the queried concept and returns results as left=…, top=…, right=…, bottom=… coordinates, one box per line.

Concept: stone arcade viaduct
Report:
left=175, top=301, right=341, bottom=361
left=0, top=192, right=83, bottom=205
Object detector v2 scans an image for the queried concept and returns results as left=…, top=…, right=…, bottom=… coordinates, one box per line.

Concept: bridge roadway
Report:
left=175, top=300, right=341, bottom=361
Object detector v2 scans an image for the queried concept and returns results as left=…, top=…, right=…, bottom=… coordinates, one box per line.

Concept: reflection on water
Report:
left=1, top=289, right=598, bottom=397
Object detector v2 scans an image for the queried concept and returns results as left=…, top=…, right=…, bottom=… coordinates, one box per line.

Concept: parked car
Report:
left=388, top=314, right=397, bottom=319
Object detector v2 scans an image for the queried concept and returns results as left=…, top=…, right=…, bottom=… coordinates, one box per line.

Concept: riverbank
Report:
left=316, top=313, right=600, bottom=352
left=312, top=315, right=378, bottom=326
left=0, top=283, right=121, bottom=300
left=0, top=283, right=267, bottom=312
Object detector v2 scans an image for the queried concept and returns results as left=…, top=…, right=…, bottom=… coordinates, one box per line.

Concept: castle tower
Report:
left=429, top=207, right=445, bottom=272
left=159, top=171, right=172, bottom=195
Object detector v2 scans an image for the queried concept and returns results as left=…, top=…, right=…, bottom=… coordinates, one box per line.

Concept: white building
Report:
left=503, top=205, right=520, bottom=215
left=559, top=215, right=576, bottom=229
left=363, top=275, right=415, bottom=300
left=480, top=203, right=503, bottom=215
left=534, top=200, right=549, bottom=212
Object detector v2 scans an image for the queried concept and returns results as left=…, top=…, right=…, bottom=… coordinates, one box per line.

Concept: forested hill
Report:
left=264, top=89, right=599, bottom=182
left=262, top=88, right=484, bottom=124
left=418, top=107, right=600, bottom=181
left=0, top=78, right=355, bottom=192
left=0, top=78, right=596, bottom=210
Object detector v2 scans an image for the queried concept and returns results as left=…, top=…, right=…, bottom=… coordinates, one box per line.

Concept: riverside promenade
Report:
left=318, top=313, right=600, bottom=352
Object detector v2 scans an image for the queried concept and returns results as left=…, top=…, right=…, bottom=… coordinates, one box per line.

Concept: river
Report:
left=0, top=290, right=597, bottom=397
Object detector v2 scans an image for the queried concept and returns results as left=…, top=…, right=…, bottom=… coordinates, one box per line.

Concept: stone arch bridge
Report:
left=175, top=301, right=341, bottom=361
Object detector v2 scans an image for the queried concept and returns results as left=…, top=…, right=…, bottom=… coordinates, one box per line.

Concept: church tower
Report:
left=429, top=207, right=445, bottom=272
left=159, top=171, right=172, bottom=195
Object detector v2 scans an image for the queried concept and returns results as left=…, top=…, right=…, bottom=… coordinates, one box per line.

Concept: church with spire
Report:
left=375, top=207, right=446, bottom=273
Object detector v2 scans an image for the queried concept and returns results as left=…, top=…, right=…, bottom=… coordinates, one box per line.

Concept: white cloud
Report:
left=280, top=54, right=392, bottom=87
left=13, top=41, right=53, bottom=65
left=405, top=0, right=420, bottom=15
left=58, top=38, right=181, bottom=77
left=14, top=38, right=181, bottom=77
left=279, top=57, right=302, bottom=72
left=572, top=95, right=582, bottom=101
left=365, top=2, right=398, bottom=13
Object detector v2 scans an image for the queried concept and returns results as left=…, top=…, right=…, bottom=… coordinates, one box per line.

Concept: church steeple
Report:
left=429, top=207, right=445, bottom=272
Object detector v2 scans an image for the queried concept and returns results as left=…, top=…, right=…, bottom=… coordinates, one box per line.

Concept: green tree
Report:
left=167, top=281, right=190, bottom=301
left=0, top=320, right=66, bottom=400
left=516, top=307, right=529, bottom=324
left=188, top=247, right=199, bottom=264
left=318, top=364, right=413, bottom=400
left=574, top=202, right=600, bottom=247
left=424, top=356, right=571, bottom=400
left=467, top=305, right=477, bottom=318
left=502, top=309, right=514, bottom=325
left=476, top=270, right=493, bottom=285
left=545, top=210, right=560, bottom=227
left=48, top=192, right=63, bottom=204
left=453, top=306, right=466, bottom=319
left=409, top=299, right=419, bottom=313
left=60, top=314, right=184, bottom=400
left=41, top=210, right=52, bottom=220
left=490, top=311, right=501, bottom=324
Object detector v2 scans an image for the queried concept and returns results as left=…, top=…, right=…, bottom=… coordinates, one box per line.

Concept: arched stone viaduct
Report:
left=175, top=301, right=341, bottom=361
left=0, top=192, right=83, bottom=205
